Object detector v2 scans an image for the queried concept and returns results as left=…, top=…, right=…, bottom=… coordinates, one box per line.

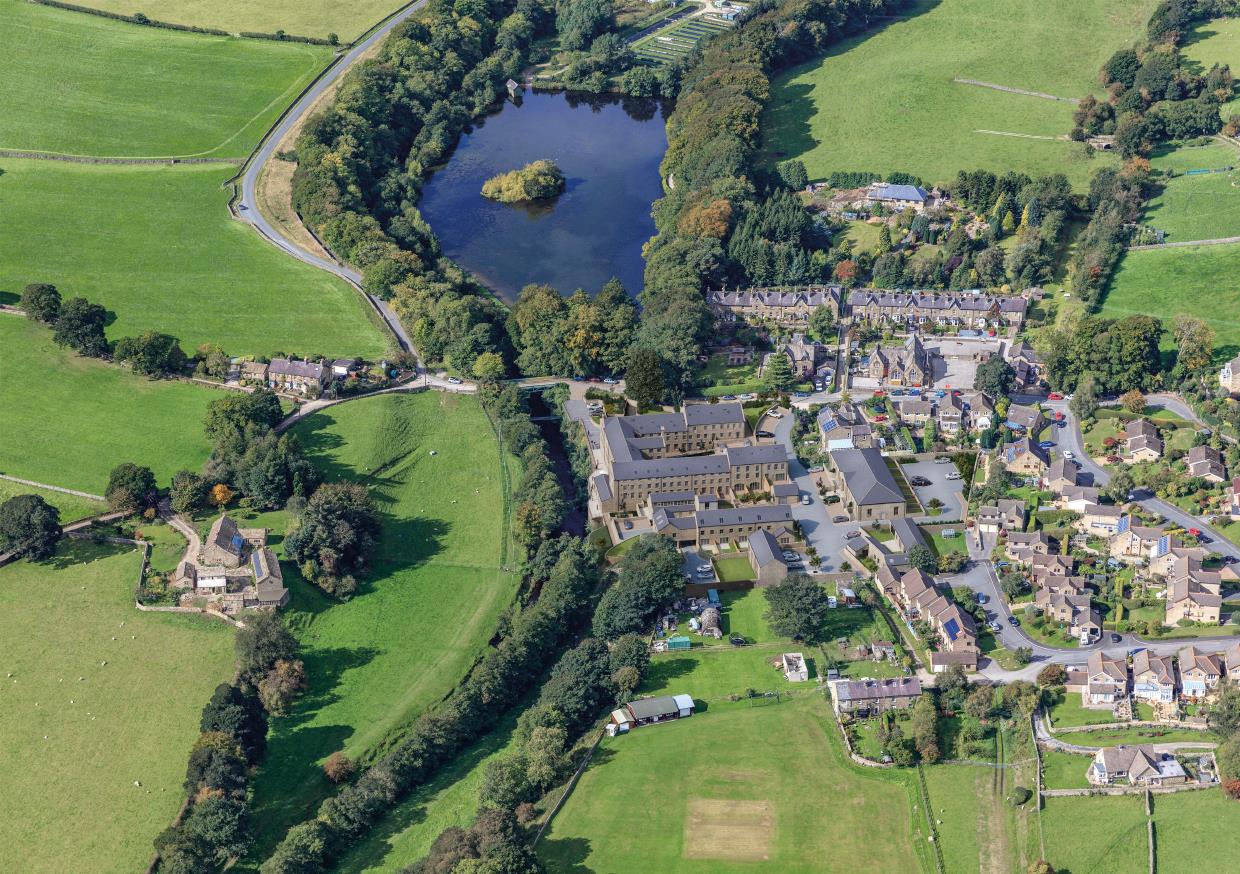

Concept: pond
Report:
left=417, top=89, right=668, bottom=301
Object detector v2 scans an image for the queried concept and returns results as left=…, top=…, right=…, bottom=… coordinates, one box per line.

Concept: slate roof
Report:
left=269, top=358, right=326, bottom=380
left=748, top=529, right=786, bottom=568
left=708, top=287, right=842, bottom=309
left=831, top=448, right=904, bottom=506
left=833, top=677, right=921, bottom=703
left=869, top=182, right=929, bottom=202
left=848, top=290, right=1027, bottom=315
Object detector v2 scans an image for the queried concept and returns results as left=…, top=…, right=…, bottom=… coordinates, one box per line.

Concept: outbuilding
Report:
left=623, top=694, right=695, bottom=727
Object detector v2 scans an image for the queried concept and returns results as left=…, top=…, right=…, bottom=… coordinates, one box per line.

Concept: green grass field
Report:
left=1041, top=794, right=1149, bottom=874
left=1152, top=790, right=1240, bottom=874
left=0, top=160, right=389, bottom=356
left=245, top=392, right=520, bottom=857
left=1143, top=170, right=1240, bottom=242
left=0, top=0, right=332, bottom=156
left=1184, top=17, right=1240, bottom=119
left=0, top=478, right=105, bottom=522
left=1039, top=748, right=1094, bottom=790
left=1057, top=725, right=1211, bottom=747
left=0, top=317, right=216, bottom=494
left=1149, top=140, right=1239, bottom=174
left=763, top=0, right=1156, bottom=187
left=0, top=540, right=234, bottom=874
left=538, top=697, right=930, bottom=873
left=922, top=762, right=1024, bottom=874
left=1102, top=243, right=1240, bottom=359
left=1046, top=691, right=1116, bottom=728
left=713, top=554, right=757, bottom=582
left=75, top=0, right=405, bottom=42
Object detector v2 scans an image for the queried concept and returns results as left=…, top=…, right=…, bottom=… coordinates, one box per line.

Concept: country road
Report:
left=234, top=0, right=431, bottom=355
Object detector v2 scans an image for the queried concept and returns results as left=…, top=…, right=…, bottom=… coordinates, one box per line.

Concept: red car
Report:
left=1048, top=392, right=1063, bottom=400
left=873, top=414, right=888, bottom=422
left=1055, top=411, right=1065, bottom=421
left=873, top=389, right=886, bottom=397
left=1188, top=528, right=1203, bottom=537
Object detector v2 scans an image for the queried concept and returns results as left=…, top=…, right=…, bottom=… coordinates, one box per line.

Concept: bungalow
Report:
left=1005, top=438, right=1049, bottom=476
left=1132, top=651, right=1176, bottom=703
left=1056, top=485, right=1101, bottom=513
left=865, top=181, right=931, bottom=211
left=1125, top=419, right=1163, bottom=462
left=929, top=650, right=979, bottom=673
left=747, top=529, right=789, bottom=587
left=268, top=358, right=329, bottom=396
left=610, top=694, right=696, bottom=731
left=1090, top=745, right=1186, bottom=786
left=1083, top=650, right=1128, bottom=706
left=1178, top=646, right=1223, bottom=698
left=829, top=677, right=922, bottom=716
left=1187, top=445, right=1226, bottom=484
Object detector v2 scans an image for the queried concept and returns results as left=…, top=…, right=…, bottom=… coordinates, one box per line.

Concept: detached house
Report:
left=1075, top=504, right=1124, bottom=537
left=1125, top=419, right=1163, bottom=462
left=268, top=358, right=329, bottom=396
left=977, top=499, right=1027, bottom=534
left=1044, top=457, right=1080, bottom=494
left=1083, top=651, right=1128, bottom=706
left=866, top=334, right=933, bottom=386
left=1005, top=340, right=1042, bottom=390
left=1110, top=516, right=1168, bottom=564
left=1005, top=404, right=1044, bottom=435
left=779, top=333, right=829, bottom=379
left=1227, top=642, right=1240, bottom=684
left=1005, top=438, right=1049, bottom=476
left=1090, top=745, right=1186, bottom=787
left=1165, top=556, right=1223, bottom=626
left=818, top=403, right=875, bottom=451
left=865, top=181, right=930, bottom=211
left=828, top=447, right=907, bottom=521
left=1006, top=530, right=1050, bottom=560
left=1178, top=646, right=1223, bottom=698
left=1132, top=651, right=1176, bottom=703
left=1187, top=445, right=1226, bottom=484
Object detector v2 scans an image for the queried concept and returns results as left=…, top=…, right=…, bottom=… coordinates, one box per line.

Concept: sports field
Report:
left=538, top=697, right=930, bottom=873
left=1142, top=170, right=1240, bottom=242
left=245, top=392, right=520, bottom=856
left=0, top=159, right=389, bottom=356
left=1041, top=794, right=1150, bottom=874
left=80, top=0, right=404, bottom=42
left=0, top=0, right=332, bottom=157
left=0, top=317, right=216, bottom=494
left=0, top=478, right=105, bottom=523
left=1102, top=242, right=1240, bottom=357
left=762, top=0, right=1156, bottom=187
left=1184, top=16, right=1240, bottom=119
left=0, top=540, right=234, bottom=874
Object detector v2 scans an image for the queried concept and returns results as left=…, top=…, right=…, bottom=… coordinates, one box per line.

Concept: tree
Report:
left=974, top=353, right=1015, bottom=399
left=21, top=283, right=61, bottom=323
left=209, top=483, right=234, bottom=508
left=200, top=683, right=268, bottom=763
left=763, top=574, right=831, bottom=642
left=1028, top=860, right=1057, bottom=874
left=0, top=494, right=62, bottom=560
left=874, top=223, right=892, bottom=256
left=1209, top=683, right=1240, bottom=739
left=777, top=160, right=808, bottom=191
left=911, top=695, right=940, bottom=763
left=113, top=331, right=187, bottom=377
left=472, top=350, right=506, bottom=383
left=105, top=462, right=156, bottom=513
left=938, top=551, right=967, bottom=574
left=1104, top=467, right=1135, bottom=504
left=964, top=686, right=993, bottom=719
left=183, top=795, right=252, bottom=862
left=765, top=352, right=794, bottom=391
left=169, top=470, right=207, bottom=516
left=284, top=482, right=380, bottom=598
left=808, top=304, right=835, bottom=341
left=185, top=731, right=248, bottom=797
left=999, top=571, right=1028, bottom=601
left=1069, top=373, right=1099, bottom=420
left=592, top=536, right=683, bottom=639
left=1119, top=388, right=1145, bottom=414
left=259, top=820, right=329, bottom=874
left=235, top=612, right=299, bottom=687
left=906, top=544, right=937, bottom=574
left=258, top=658, right=307, bottom=716
left=323, top=751, right=357, bottom=784
left=1013, top=646, right=1033, bottom=666
left=624, top=346, right=665, bottom=409
left=203, top=390, right=284, bottom=445
left=53, top=297, right=109, bottom=357
left=1036, top=664, right=1066, bottom=687
left=1173, top=315, right=1214, bottom=376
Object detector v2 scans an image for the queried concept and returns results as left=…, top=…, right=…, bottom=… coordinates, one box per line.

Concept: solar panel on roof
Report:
left=943, top=618, right=960, bottom=641
left=231, top=534, right=245, bottom=550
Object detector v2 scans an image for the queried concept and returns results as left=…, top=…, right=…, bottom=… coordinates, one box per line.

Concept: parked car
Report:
left=908, top=388, right=922, bottom=397
left=801, top=494, right=812, bottom=505
left=623, top=520, right=633, bottom=530
left=1111, top=633, right=1123, bottom=643
left=721, top=394, right=737, bottom=400
left=873, top=389, right=886, bottom=397
left=1008, top=616, right=1020, bottom=627
left=845, top=529, right=862, bottom=539
left=603, top=377, right=618, bottom=384
left=782, top=551, right=799, bottom=560
left=446, top=376, right=463, bottom=384
left=1187, top=527, right=1203, bottom=537
left=945, top=471, right=962, bottom=480
left=989, top=621, right=1002, bottom=632
left=874, top=414, right=888, bottom=422
left=588, top=377, right=602, bottom=383
left=1048, top=392, right=1063, bottom=400
left=1063, top=450, right=1075, bottom=460
left=756, top=430, right=775, bottom=439
left=739, top=393, right=757, bottom=401
left=1038, top=441, right=1055, bottom=449
left=793, top=391, right=810, bottom=398
left=696, top=564, right=711, bottom=573
left=827, top=596, right=838, bottom=609
left=935, top=457, right=952, bottom=464
left=909, top=475, right=931, bottom=487
left=976, top=593, right=988, bottom=604
left=890, top=389, right=906, bottom=396
left=766, top=408, right=783, bottom=418
left=833, top=515, right=849, bottom=523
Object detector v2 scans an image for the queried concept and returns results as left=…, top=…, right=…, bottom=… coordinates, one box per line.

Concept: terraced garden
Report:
left=634, top=13, right=731, bottom=65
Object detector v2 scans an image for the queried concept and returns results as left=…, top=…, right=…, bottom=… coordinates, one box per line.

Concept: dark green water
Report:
left=418, top=90, right=668, bottom=300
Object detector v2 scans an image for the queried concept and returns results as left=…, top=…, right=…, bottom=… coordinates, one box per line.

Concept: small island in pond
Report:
left=480, top=159, right=565, bottom=203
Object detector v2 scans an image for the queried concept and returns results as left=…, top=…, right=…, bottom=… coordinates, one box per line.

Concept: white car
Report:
left=739, top=393, right=757, bottom=401
left=1063, top=450, right=1076, bottom=460
left=766, top=408, right=783, bottom=419
left=827, top=596, right=838, bottom=609
left=782, top=551, right=799, bottom=561
left=801, top=494, right=812, bottom=505
left=945, top=471, right=962, bottom=481
left=445, top=376, right=463, bottom=384
left=696, top=564, right=712, bottom=573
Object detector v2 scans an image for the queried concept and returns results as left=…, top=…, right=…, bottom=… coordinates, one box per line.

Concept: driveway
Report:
left=900, top=458, right=965, bottom=518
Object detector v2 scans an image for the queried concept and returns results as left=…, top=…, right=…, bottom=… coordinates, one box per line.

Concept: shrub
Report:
left=1008, top=785, right=1032, bottom=807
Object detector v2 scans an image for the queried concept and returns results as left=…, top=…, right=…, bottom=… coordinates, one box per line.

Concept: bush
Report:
left=323, top=751, right=357, bottom=784
left=1008, top=785, right=1032, bottom=807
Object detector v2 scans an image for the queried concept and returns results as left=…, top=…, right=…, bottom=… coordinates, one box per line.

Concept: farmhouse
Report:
left=848, top=290, right=1027, bottom=331
left=268, top=358, right=329, bottom=395
left=827, top=447, right=906, bottom=520
left=172, top=514, right=289, bottom=611
left=1132, top=651, right=1176, bottom=703
left=828, top=676, right=922, bottom=716
left=707, top=286, right=842, bottom=327
left=1089, top=745, right=1186, bottom=787
left=240, top=360, right=269, bottom=383
left=865, top=181, right=931, bottom=211
left=201, top=514, right=266, bottom=569
left=1186, top=445, right=1226, bottom=483
left=1125, top=419, right=1163, bottom=462
left=609, top=694, right=696, bottom=733
left=1179, top=646, right=1223, bottom=698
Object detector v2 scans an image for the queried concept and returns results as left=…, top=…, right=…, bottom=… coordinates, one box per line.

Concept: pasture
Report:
left=0, top=478, right=105, bottom=523
left=537, top=696, right=930, bottom=873
left=1101, top=242, right=1240, bottom=358
left=1184, top=16, right=1240, bottom=119
left=0, top=317, right=216, bottom=494
left=762, top=0, right=1157, bottom=187
left=70, top=0, right=405, bottom=42
left=1142, top=169, right=1240, bottom=242
left=1041, top=794, right=1150, bottom=874
left=246, top=392, right=520, bottom=856
left=0, top=0, right=331, bottom=157
left=0, top=540, right=234, bottom=874
left=0, top=159, right=389, bottom=357
left=1152, top=790, right=1240, bottom=874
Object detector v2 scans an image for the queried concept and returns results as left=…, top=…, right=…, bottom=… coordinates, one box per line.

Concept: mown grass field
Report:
left=1184, top=16, right=1240, bottom=119
left=0, top=160, right=389, bottom=356
left=75, top=0, right=405, bottom=42
left=1041, top=794, right=1149, bottom=874
left=245, top=392, right=520, bottom=858
left=0, top=317, right=216, bottom=494
left=538, top=696, right=930, bottom=873
left=0, top=478, right=105, bottom=522
left=1101, top=242, right=1240, bottom=358
left=762, top=0, right=1156, bottom=187
left=0, top=540, right=235, bottom=874
left=0, top=0, right=332, bottom=156
left=1143, top=170, right=1240, bottom=242
left=1152, top=790, right=1240, bottom=874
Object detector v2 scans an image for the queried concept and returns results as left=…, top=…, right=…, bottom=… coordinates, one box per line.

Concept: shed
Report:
left=667, top=635, right=691, bottom=651
left=782, top=652, right=809, bottom=682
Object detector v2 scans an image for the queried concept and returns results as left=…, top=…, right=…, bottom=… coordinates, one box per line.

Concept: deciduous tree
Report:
left=20, top=283, right=61, bottom=324
left=763, top=574, right=831, bottom=642
left=105, top=462, right=156, bottom=513
left=0, top=494, right=62, bottom=560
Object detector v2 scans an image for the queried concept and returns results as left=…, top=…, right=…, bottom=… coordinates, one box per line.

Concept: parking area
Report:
left=681, top=548, right=716, bottom=584
left=898, top=458, right=966, bottom=518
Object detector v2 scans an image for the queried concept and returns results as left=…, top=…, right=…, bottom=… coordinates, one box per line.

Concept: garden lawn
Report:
left=762, top=0, right=1154, bottom=188
left=1047, top=691, right=1115, bottom=728
left=714, top=554, right=757, bottom=583
left=1058, top=725, right=1211, bottom=747
left=0, top=160, right=389, bottom=357
left=538, top=697, right=930, bottom=874
left=71, top=0, right=406, bottom=42
left=641, top=647, right=809, bottom=701
left=246, top=392, right=520, bottom=858
left=928, top=529, right=967, bottom=558
left=1152, top=789, right=1240, bottom=874
left=1142, top=169, right=1240, bottom=243
left=1039, top=749, right=1093, bottom=790
left=0, top=540, right=234, bottom=874
left=0, top=0, right=332, bottom=156
left=0, top=317, right=216, bottom=494
left=0, top=478, right=105, bottom=523
left=1183, top=16, right=1240, bottom=119
left=1041, top=794, right=1149, bottom=874
left=1102, top=243, right=1240, bottom=357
